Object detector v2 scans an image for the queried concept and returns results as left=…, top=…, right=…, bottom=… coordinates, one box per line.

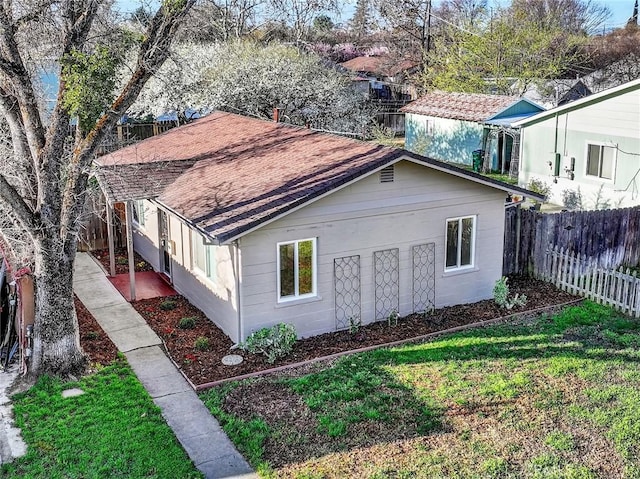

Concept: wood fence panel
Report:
left=504, top=205, right=640, bottom=276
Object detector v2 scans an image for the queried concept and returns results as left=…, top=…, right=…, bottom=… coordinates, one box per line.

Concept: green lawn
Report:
left=201, top=302, right=640, bottom=478
left=2, top=358, right=201, bottom=479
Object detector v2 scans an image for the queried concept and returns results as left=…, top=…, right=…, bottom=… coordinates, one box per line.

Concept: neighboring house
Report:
left=517, top=79, right=592, bottom=109
left=339, top=55, right=419, bottom=101
left=340, top=55, right=420, bottom=134
left=94, top=112, right=542, bottom=343
left=515, top=78, right=640, bottom=209
left=402, top=92, right=546, bottom=175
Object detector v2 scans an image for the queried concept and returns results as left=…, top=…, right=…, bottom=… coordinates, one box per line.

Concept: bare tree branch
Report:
left=0, top=173, right=38, bottom=232
left=61, top=0, right=196, bottom=242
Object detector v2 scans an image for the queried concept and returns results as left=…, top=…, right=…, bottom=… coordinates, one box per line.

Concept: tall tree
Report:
left=130, top=41, right=376, bottom=135
left=423, top=0, right=609, bottom=94
left=266, top=0, right=339, bottom=41
left=179, top=0, right=263, bottom=42
left=350, top=0, right=374, bottom=40
left=0, top=0, right=194, bottom=379
left=374, top=0, right=432, bottom=58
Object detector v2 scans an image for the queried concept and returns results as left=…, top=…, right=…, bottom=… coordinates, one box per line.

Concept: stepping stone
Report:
left=221, top=354, right=243, bottom=366
left=62, top=388, right=85, bottom=398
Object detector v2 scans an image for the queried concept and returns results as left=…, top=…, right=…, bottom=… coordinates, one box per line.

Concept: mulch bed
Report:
left=75, top=295, right=119, bottom=366
left=131, top=276, right=579, bottom=387
left=91, top=248, right=154, bottom=275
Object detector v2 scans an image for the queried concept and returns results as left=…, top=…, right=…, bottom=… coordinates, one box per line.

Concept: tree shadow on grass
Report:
left=205, top=303, right=640, bottom=470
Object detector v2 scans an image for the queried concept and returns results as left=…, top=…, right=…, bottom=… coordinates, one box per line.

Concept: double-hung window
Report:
left=191, top=230, right=216, bottom=282
left=277, top=238, right=317, bottom=302
left=445, top=216, right=476, bottom=271
left=586, top=143, right=615, bottom=180
left=132, top=200, right=146, bottom=227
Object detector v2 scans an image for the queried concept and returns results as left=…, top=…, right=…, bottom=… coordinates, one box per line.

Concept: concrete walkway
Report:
left=74, top=253, right=255, bottom=479
left=0, top=363, right=27, bottom=464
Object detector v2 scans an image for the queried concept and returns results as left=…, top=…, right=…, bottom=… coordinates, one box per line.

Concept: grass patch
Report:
left=2, top=358, right=201, bottom=478
left=202, top=301, right=640, bottom=477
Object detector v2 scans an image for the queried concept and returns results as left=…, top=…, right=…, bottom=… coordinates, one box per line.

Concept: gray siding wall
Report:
left=132, top=200, right=241, bottom=343
left=240, top=159, right=506, bottom=340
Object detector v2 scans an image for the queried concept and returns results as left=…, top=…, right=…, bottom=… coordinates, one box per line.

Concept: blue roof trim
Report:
left=487, top=98, right=546, bottom=121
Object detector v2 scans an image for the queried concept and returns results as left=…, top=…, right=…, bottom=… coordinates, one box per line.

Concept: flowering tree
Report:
left=131, top=41, right=376, bottom=135
left=0, top=0, right=194, bottom=379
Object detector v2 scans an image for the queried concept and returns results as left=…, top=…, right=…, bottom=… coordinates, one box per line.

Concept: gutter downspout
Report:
left=234, top=239, right=244, bottom=343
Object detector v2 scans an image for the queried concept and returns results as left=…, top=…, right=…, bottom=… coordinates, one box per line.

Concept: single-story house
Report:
left=402, top=92, right=546, bottom=175
left=515, top=78, right=640, bottom=209
left=339, top=55, right=419, bottom=101
left=94, top=112, right=542, bottom=343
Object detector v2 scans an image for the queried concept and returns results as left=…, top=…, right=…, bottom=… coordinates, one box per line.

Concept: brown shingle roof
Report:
left=95, top=112, right=401, bottom=241
left=400, top=91, right=519, bottom=122
left=94, top=111, right=543, bottom=243
left=339, top=56, right=418, bottom=77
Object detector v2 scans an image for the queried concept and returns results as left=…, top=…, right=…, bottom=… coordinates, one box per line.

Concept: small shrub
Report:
left=159, top=299, right=177, bottom=311
left=527, top=178, right=551, bottom=198
left=493, top=277, right=527, bottom=310
left=116, top=257, right=129, bottom=265
left=348, top=316, right=361, bottom=335
left=562, top=187, right=583, bottom=210
left=194, top=336, right=210, bottom=351
left=387, top=309, right=399, bottom=327
left=178, top=317, right=196, bottom=330
left=240, top=323, right=297, bottom=363
left=85, top=331, right=100, bottom=341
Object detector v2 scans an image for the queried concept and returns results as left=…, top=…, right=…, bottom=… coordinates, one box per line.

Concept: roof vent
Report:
left=380, top=165, right=395, bottom=183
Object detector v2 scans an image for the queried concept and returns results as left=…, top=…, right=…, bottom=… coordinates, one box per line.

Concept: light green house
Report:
left=515, top=78, right=640, bottom=209
left=402, top=91, right=545, bottom=173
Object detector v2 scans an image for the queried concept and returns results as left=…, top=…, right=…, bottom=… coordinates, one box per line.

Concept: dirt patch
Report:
left=75, top=295, right=118, bottom=366
left=131, top=276, right=578, bottom=386
left=91, top=248, right=154, bottom=275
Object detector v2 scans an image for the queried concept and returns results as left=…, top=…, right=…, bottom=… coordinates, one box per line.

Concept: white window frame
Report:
left=190, top=229, right=216, bottom=283
left=444, top=215, right=476, bottom=272
left=584, top=141, right=617, bottom=182
left=132, top=199, right=146, bottom=228
left=276, top=238, right=318, bottom=303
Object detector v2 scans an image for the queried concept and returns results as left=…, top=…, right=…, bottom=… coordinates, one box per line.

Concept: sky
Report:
left=115, top=0, right=636, bottom=33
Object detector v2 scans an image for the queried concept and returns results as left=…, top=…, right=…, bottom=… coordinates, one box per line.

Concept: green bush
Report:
left=178, top=317, right=197, bottom=330
left=194, top=336, right=210, bottom=351
left=240, top=323, right=297, bottom=363
left=493, top=277, right=527, bottom=310
left=527, top=178, right=551, bottom=198
left=159, top=300, right=177, bottom=311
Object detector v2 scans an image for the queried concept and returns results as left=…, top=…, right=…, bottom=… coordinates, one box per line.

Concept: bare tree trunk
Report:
left=29, top=237, right=86, bottom=378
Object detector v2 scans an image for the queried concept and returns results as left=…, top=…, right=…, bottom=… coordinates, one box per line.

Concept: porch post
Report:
left=124, top=200, right=136, bottom=301
left=106, top=203, right=116, bottom=277
left=501, top=130, right=507, bottom=174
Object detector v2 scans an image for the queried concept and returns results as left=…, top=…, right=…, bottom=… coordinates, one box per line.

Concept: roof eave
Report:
left=514, top=78, right=640, bottom=127
left=216, top=151, right=544, bottom=244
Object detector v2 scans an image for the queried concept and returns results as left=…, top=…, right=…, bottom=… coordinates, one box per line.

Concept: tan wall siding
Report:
left=240, top=160, right=506, bottom=339
left=133, top=200, right=240, bottom=342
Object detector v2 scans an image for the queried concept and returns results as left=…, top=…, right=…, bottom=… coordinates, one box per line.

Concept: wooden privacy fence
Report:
left=504, top=205, right=640, bottom=276
left=540, top=246, right=640, bottom=318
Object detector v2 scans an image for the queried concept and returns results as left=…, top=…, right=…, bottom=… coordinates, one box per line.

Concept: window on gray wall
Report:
left=191, top=230, right=216, bottom=283
left=445, top=216, right=476, bottom=271
left=277, top=238, right=317, bottom=301
left=132, top=200, right=146, bottom=227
